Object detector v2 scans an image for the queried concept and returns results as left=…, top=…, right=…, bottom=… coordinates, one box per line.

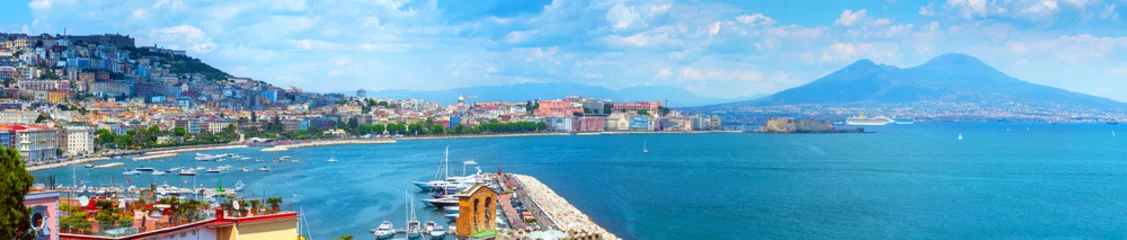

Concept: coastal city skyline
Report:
left=2, top=1, right=1127, bottom=240
left=1, top=0, right=1126, bottom=102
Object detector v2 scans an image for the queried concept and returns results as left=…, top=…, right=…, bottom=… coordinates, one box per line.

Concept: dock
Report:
left=145, top=144, right=248, bottom=155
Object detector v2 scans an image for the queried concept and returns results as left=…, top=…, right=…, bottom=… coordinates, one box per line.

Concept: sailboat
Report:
left=958, top=133, right=963, bottom=141
left=643, top=140, right=648, bottom=153
left=405, top=192, right=422, bottom=239
left=327, top=150, right=338, bottom=163
left=413, top=146, right=451, bottom=191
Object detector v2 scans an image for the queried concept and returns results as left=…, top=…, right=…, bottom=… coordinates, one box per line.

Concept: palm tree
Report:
left=266, top=197, right=283, bottom=213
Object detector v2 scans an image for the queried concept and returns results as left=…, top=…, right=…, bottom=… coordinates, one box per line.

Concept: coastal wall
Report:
left=512, top=174, right=619, bottom=239
left=759, top=118, right=834, bottom=133
left=26, top=157, right=109, bottom=172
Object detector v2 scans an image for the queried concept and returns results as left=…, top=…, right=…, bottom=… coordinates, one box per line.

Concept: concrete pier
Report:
left=512, top=174, right=618, bottom=239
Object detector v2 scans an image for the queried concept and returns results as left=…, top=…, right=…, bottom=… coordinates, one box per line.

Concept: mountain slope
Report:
left=368, top=83, right=764, bottom=106
left=731, top=53, right=1125, bottom=108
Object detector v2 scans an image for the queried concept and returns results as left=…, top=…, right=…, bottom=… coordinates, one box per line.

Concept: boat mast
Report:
left=443, top=145, right=449, bottom=179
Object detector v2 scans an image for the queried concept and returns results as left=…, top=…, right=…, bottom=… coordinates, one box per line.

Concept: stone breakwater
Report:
left=261, top=139, right=396, bottom=152
left=132, top=153, right=179, bottom=161
left=513, top=174, right=619, bottom=240
left=26, top=157, right=110, bottom=172
left=145, top=144, right=248, bottom=155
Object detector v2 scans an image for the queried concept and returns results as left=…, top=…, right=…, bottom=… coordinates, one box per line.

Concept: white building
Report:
left=0, top=111, right=41, bottom=124
left=61, top=125, right=94, bottom=156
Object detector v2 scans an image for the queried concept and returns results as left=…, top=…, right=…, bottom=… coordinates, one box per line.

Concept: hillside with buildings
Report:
left=0, top=32, right=723, bottom=166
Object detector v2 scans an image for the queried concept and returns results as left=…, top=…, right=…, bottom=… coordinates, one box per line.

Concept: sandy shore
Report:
left=261, top=139, right=396, bottom=152
left=513, top=174, right=619, bottom=240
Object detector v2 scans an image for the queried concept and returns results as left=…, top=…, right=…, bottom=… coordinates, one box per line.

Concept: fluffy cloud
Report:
left=607, top=3, right=644, bottom=30
left=148, top=24, right=216, bottom=53
left=835, top=9, right=867, bottom=26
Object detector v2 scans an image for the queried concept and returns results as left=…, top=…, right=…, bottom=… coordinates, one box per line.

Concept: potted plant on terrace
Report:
left=237, top=200, right=249, bottom=217
left=249, top=199, right=262, bottom=215
left=266, top=197, right=283, bottom=214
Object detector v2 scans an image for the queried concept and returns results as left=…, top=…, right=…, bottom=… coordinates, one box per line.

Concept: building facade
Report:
left=534, top=99, right=582, bottom=117
left=61, top=125, right=94, bottom=156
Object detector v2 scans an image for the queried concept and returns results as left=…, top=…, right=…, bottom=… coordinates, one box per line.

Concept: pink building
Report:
left=535, top=99, right=583, bottom=117
left=576, top=117, right=606, bottom=132
left=25, top=191, right=60, bottom=240
left=612, top=101, right=661, bottom=113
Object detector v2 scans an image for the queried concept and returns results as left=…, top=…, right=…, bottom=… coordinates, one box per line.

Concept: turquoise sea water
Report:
left=32, top=123, right=1127, bottom=239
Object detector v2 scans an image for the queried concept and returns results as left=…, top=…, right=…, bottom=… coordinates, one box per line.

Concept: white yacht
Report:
left=372, top=221, right=394, bottom=239
left=425, top=221, right=445, bottom=239
left=239, top=167, right=251, bottom=172
left=195, top=153, right=225, bottom=161
left=178, top=169, right=198, bottom=176
left=152, top=170, right=167, bottom=176
left=259, top=166, right=271, bottom=172
left=122, top=169, right=142, bottom=175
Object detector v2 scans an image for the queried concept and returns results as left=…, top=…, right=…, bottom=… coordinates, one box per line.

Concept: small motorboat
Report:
left=234, top=180, right=245, bottom=192
left=122, top=169, right=141, bottom=175
left=259, top=167, right=271, bottom=172
left=152, top=171, right=167, bottom=176
left=429, top=224, right=446, bottom=239
left=179, top=169, right=198, bottom=176
left=371, top=221, right=394, bottom=239
left=84, top=164, right=94, bottom=168
left=239, top=167, right=251, bottom=172
left=443, top=206, right=459, bottom=214
left=206, top=168, right=221, bottom=173
left=443, top=213, right=459, bottom=221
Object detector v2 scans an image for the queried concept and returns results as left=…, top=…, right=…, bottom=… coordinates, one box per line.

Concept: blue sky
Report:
left=2, top=0, right=1126, bottom=102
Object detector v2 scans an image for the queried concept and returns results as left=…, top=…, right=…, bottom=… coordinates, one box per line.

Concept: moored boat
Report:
left=178, top=169, right=198, bottom=176
left=371, top=221, right=394, bottom=239
left=259, top=166, right=271, bottom=172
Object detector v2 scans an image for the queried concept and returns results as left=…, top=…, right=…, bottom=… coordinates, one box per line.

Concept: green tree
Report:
left=251, top=112, right=258, bottom=122
left=34, top=114, right=50, bottom=123
left=333, top=234, right=354, bottom=240
left=638, top=110, right=650, bottom=116
left=173, top=127, right=188, bottom=137
left=0, top=147, right=35, bottom=240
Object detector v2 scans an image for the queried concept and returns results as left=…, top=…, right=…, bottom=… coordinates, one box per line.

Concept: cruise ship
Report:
left=845, top=115, right=895, bottom=126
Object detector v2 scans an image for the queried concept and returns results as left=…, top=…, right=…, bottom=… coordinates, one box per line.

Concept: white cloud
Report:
left=736, top=13, right=775, bottom=26
left=649, top=4, right=672, bottom=16
left=148, top=25, right=216, bottom=53
left=29, top=0, right=52, bottom=10
left=945, top=0, right=989, bottom=18
left=835, top=9, right=867, bottom=26
left=919, top=3, right=937, bottom=16
left=1020, top=0, right=1059, bottom=18
left=132, top=9, right=147, bottom=19
left=1062, top=0, right=1088, bottom=9
left=1101, top=4, right=1118, bottom=20
left=502, top=29, right=540, bottom=44
left=708, top=22, right=721, bottom=36
left=654, top=69, right=672, bottom=80
left=607, top=3, right=644, bottom=29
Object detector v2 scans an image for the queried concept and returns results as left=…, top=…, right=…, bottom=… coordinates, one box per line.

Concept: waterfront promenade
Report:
left=512, top=174, right=619, bottom=239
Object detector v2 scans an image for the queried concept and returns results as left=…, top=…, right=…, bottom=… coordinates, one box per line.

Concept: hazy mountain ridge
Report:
left=708, top=53, right=1126, bottom=109
left=366, top=83, right=766, bottom=106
